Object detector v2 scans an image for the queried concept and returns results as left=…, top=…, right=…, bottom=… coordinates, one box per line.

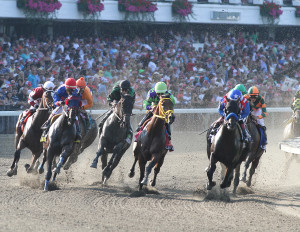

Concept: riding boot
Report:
left=239, top=120, right=251, bottom=142
left=136, top=111, right=153, bottom=132
left=87, top=114, right=92, bottom=130
left=40, top=119, right=51, bottom=142
left=210, top=117, right=224, bottom=135
left=261, top=126, right=268, bottom=148
left=75, top=119, right=81, bottom=143
left=165, top=123, right=174, bottom=152
left=98, top=110, right=112, bottom=136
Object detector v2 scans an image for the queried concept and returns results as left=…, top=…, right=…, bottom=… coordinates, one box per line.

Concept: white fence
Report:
left=0, top=107, right=292, bottom=134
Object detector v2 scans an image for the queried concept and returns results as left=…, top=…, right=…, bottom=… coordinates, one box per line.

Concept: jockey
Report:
left=136, top=82, right=176, bottom=151
left=211, top=89, right=251, bottom=142
left=76, top=77, right=93, bottom=130
left=291, top=85, right=300, bottom=112
left=20, top=81, right=55, bottom=126
left=40, top=78, right=82, bottom=143
left=245, top=86, right=268, bottom=148
left=98, top=79, right=136, bottom=142
left=233, top=84, right=248, bottom=95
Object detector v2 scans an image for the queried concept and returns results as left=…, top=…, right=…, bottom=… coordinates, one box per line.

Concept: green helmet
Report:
left=155, top=82, right=167, bottom=94
left=234, top=84, right=246, bottom=95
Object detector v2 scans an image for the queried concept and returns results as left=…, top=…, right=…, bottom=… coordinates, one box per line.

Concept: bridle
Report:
left=38, top=90, right=54, bottom=111
left=153, top=97, right=174, bottom=123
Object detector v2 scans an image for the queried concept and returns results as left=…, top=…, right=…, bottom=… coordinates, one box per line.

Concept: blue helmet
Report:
left=228, top=89, right=242, bottom=101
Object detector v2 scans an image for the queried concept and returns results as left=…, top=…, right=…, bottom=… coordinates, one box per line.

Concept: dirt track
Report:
left=1, top=126, right=300, bottom=232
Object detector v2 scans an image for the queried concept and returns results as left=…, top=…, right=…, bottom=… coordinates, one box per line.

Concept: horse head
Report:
left=154, top=95, right=175, bottom=124
left=116, top=94, right=134, bottom=128
left=67, top=107, right=78, bottom=126
left=40, top=90, right=54, bottom=110
left=293, top=110, right=300, bottom=124
left=224, top=99, right=240, bottom=131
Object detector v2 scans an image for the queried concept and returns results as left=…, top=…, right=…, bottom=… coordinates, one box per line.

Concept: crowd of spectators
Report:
left=0, top=29, right=299, bottom=111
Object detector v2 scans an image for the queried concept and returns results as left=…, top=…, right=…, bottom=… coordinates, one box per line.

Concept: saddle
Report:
left=21, top=110, right=34, bottom=132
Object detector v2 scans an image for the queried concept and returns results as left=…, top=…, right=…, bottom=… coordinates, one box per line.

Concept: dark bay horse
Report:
left=206, top=99, right=247, bottom=191
left=6, top=90, right=53, bottom=177
left=234, top=115, right=265, bottom=194
left=41, top=106, right=80, bottom=191
left=90, top=94, right=134, bottom=184
left=128, top=96, right=175, bottom=191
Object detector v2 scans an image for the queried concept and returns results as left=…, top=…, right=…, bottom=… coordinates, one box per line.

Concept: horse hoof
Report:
left=240, top=177, right=246, bottom=183
left=206, top=183, right=212, bottom=190
left=128, top=171, right=135, bottom=178
left=24, top=164, right=30, bottom=171
left=7, top=169, right=13, bottom=177
left=90, top=162, right=98, bottom=169
left=141, top=178, right=148, bottom=185
left=38, top=167, right=44, bottom=174
left=54, top=167, right=61, bottom=174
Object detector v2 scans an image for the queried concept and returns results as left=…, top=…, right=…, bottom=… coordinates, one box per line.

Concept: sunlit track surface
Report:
left=1, top=129, right=300, bottom=232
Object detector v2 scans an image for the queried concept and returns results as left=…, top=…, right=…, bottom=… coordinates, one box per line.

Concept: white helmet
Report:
left=43, top=81, right=55, bottom=91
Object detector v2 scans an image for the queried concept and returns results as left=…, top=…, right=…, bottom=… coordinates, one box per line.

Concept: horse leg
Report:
left=25, top=151, right=42, bottom=174
left=103, top=144, right=125, bottom=182
left=44, top=147, right=54, bottom=191
left=101, top=153, right=108, bottom=170
left=128, top=158, right=138, bottom=178
left=53, top=144, right=73, bottom=179
left=63, top=143, right=80, bottom=170
left=221, top=167, right=233, bottom=189
left=90, top=140, right=106, bottom=169
left=138, top=158, right=146, bottom=191
left=38, top=148, right=47, bottom=174
left=141, top=157, right=157, bottom=187
left=206, top=153, right=217, bottom=190
left=7, top=139, right=26, bottom=177
left=151, top=153, right=166, bottom=187
left=233, top=164, right=241, bottom=195
left=247, top=156, right=262, bottom=187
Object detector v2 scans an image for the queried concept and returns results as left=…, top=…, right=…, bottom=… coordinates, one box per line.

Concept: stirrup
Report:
left=40, top=136, right=46, bottom=143
left=166, top=145, right=174, bottom=152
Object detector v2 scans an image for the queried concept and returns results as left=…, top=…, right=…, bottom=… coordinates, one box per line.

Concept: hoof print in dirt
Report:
left=236, top=186, right=254, bottom=195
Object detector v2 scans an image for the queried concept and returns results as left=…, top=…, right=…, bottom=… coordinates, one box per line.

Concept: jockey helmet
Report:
left=76, top=77, right=86, bottom=88
left=43, top=81, right=55, bottom=91
left=228, top=89, right=242, bottom=101
left=248, top=86, right=259, bottom=96
left=234, top=84, right=246, bottom=95
left=65, top=78, right=77, bottom=89
left=155, top=82, right=167, bottom=94
left=120, top=80, right=131, bottom=91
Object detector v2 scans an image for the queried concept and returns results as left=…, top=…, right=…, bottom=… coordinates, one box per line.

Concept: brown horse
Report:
left=6, top=90, right=54, bottom=177
left=128, top=96, right=175, bottom=191
left=233, top=115, right=265, bottom=194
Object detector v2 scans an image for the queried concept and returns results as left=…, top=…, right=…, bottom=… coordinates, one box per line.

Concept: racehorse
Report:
left=6, top=90, right=53, bottom=177
left=41, top=106, right=80, bottom=191
left=234, top=114, right=265, bottom=193
left=90, top=94, right=135, bottom=184
left=281, top=110, right=300, bottom=173
left=206, top=99, right=247, bottom=191
left=283, top=110, right=300, bottom=140
left=128, top=96, right=175, bottom=191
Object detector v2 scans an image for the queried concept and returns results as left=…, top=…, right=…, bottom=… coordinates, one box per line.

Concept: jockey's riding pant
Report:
left=251, top=108, right=265, bottom=127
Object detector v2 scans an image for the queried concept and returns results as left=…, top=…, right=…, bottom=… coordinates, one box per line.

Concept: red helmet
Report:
left=65, top=78, right=76, bottom=89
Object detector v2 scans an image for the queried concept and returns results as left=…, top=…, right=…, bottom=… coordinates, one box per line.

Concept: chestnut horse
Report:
left=7, top=90, right=53, bottom=177
left=128, top=96, right=175, bottom=191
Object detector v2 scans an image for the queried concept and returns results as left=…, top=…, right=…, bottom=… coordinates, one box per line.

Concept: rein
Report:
left=153, top=98, right=174, bottom=123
